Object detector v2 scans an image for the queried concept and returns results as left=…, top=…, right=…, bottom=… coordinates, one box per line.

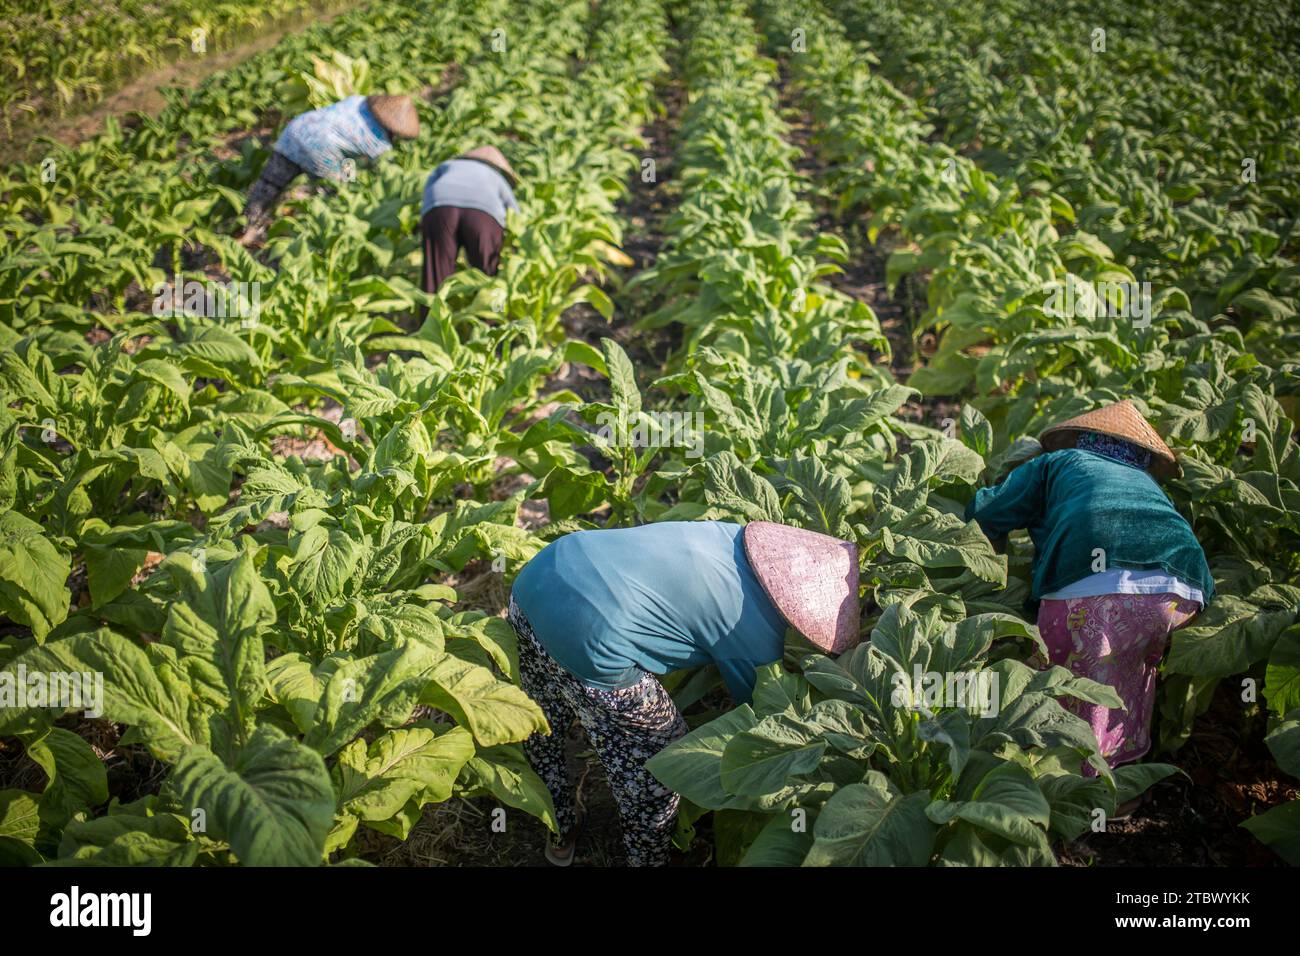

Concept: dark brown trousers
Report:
left=419, top=206, right=504, bottom=311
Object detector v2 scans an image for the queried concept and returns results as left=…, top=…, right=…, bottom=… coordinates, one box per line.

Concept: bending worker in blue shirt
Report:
left=966, top=400, right=1213, bottom=792
left=508, top=520, right=860, bottom=866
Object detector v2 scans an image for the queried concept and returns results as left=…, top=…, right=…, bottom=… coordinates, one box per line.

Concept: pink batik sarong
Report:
left=1036, top=593, right=1200, bottom=768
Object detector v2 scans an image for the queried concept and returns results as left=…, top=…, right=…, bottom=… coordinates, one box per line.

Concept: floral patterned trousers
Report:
left=508, top=596, right=687, bottom=866
left=1038, top=593, right=1200, bottom=769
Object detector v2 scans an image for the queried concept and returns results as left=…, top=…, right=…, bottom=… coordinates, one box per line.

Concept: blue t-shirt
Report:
left=274, top=95, right=392, bottom=181
left=421, top=158, right=520, bottom=228
left=510, top=522, right=788, bottom=703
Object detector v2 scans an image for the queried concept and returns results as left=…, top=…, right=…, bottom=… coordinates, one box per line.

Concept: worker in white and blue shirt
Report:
left=242, top=94, right=419, bottom=240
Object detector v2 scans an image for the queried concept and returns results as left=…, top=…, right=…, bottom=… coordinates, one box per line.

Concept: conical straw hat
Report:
left=1040, top=400, right=1180, bottom=479
left=459, top=145, right=519, bottom=185
left=743, top=522, right=860, bottom=655
left=366, top=94, right=419, bottom=140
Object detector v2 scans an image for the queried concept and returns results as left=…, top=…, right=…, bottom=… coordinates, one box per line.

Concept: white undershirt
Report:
left=1041, top=569, right=1205, bottom=607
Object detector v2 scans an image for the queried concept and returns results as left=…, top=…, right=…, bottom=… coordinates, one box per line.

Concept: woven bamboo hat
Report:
left=1040, top=400, right=1181, bottom=479
left=459, top=145, right=519, bottom=186
left=743, top=522, right=861, bottom=655
left=366, top=94, right=419, bottom=140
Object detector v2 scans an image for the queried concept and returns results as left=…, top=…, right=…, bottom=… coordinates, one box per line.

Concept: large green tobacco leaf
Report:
left=457, top=743, right=559, bottom=834
left=803, top=784, right=937, bottom=866
left=930, top=612, right=1040, bottom=676
left=769, top=454, right=853, bottom=537
left=52, top=811, right=198, bottom=867
left=1165, top=590, right=1300, bottom=679
left=26, top=726, right=109, bottom=834
left=713, top=809, right=773, bottom=866
left=750, top=661, right=813, bottom=717
left=1240, top=801, right=1300, bottom=866
left=1114, top=762, right=1182, bottom=809
left=333, top=725, right=475, bottom=824
left=284, top=521, right=366, bottom=606
left=452, top=614, right=522, bottom=684
left=972, top=660, right=1114, bottom=775
left=82, top=546, right=147, bottom=611
left=352, top=600, right=452, bottom=656
left=162, top=548, right=274, bottom=742
left=1263, top=626, right=1300, bottom=717
left=78, top=521, right=195, bottom=611
left=720, top=714, right=829, bottom=796
left=170, top=724, right=335, bottom=867
left=1036, top=772, right=1111, bottom=842
left=303, top=643, right=442, bottom=756
left=0, top=510, right=70, bottom=642
left=936, top=823, right=1005, bottom=866
left=0, top=630, right=205, bottom=759
left=602, top=337, right=642, bottom=420
left=926, top=762, right=1052, bottom=850
left=266, top=653, right=325, bottom=734
left=738, top=811, right=817, bottom=866
left=647, top=705, right=764, bottom=810
left=0, top=789, right=42, bottom=862
left=877, top=515, right=1005, bottom=584
left=1033, top=760, right=1179, bottom=843
left=422, top=653, right=550, bottom=747
left=1264, top=713, right=1300, bottom=779
left=700, top=452, right=784, bottom=523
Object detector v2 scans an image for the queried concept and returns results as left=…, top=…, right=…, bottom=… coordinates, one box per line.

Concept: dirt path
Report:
left=776, top=67, right=909, bottom=364
left=1, top=1, right=361, bottom=166
left=772, top=64, right=960, bottom=431
left=553, top=76, right=686, bottom=389
left=779, top=90, right=911, bottom=379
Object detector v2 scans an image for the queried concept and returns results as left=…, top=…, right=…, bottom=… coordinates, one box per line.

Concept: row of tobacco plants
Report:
left=633, top=0, right=1189, bottom=866
left=803, top=0, right=1299, bottom=860
left=0, top=0, right=335, bottom=134
left=0, top=0, right=672, bottom=865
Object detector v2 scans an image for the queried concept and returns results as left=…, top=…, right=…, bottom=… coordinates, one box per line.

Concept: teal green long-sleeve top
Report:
left=965, top=449, right=1214, bottom=612
left=510, top=522, right=789, bottom=703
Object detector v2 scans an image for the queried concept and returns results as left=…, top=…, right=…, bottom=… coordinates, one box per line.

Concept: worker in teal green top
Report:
left=966, top=401, right=1212, bottom=791
left=508, top=519, right=860, bottom=866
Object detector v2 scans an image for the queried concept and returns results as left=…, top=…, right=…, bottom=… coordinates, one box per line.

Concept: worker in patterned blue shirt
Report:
left=241, top=94, right=419, bottom=242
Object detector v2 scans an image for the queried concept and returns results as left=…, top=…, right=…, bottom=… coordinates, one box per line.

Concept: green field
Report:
left=0, top=0, right=1297, bottom=869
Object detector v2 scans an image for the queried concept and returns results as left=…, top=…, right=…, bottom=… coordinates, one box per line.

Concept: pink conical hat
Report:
left=743, top=522, right=861, bottom=654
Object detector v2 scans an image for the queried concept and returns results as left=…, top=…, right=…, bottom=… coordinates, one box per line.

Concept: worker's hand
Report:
left=239, top=223, right=267, bottom=247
